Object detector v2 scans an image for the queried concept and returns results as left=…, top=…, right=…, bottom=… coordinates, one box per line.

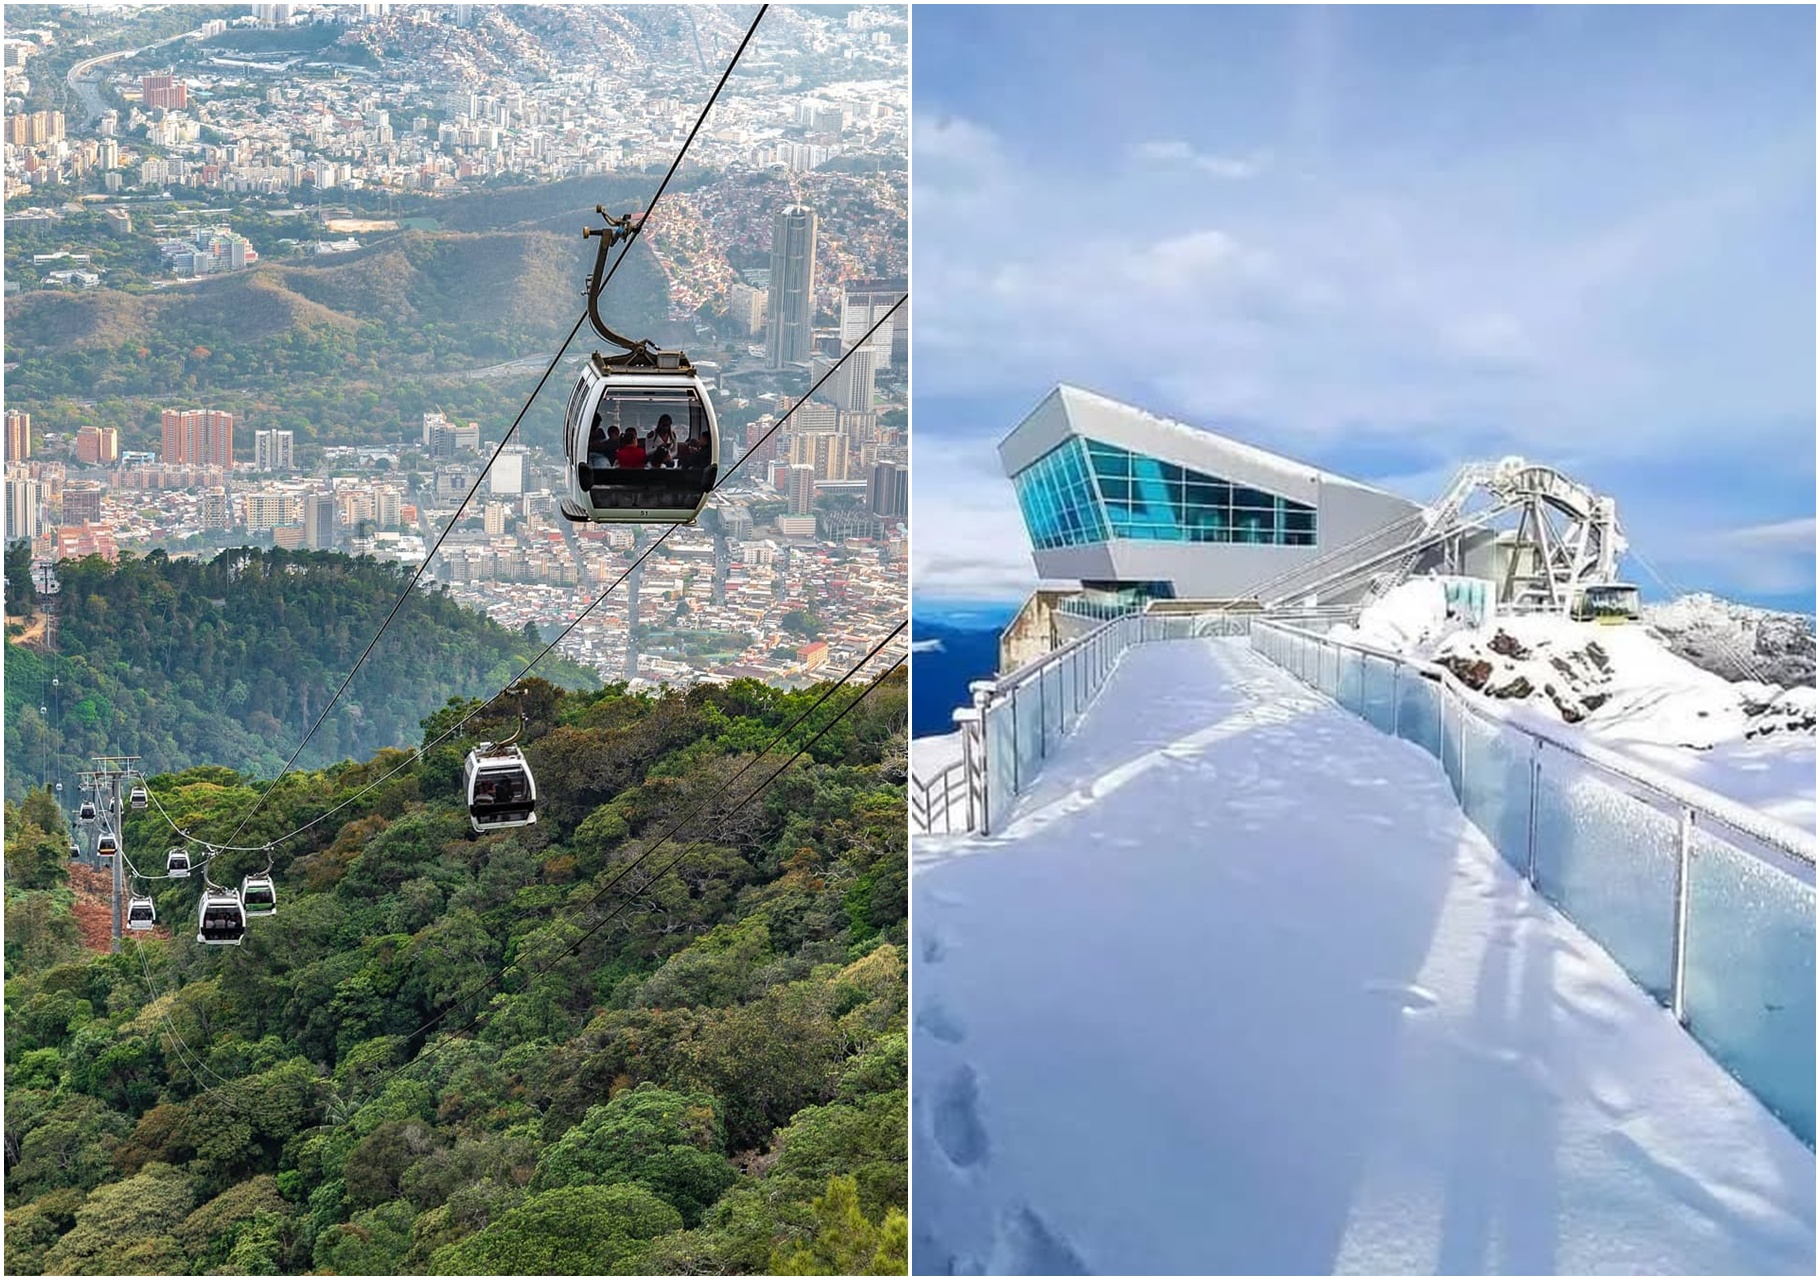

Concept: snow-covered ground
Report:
left=1334, top=582, right=1817, bottom=832
left=912, top=731, right=965, bottom=781
left=913, top=639, right=1814, bottom=1275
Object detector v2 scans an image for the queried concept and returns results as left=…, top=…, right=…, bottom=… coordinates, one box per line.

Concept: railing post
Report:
left=1008, top=689, right=1020, bottom=797
left=1037, top=671, right=1048, bottom=760
left=1525, top=739, right=1541, bottom=886
left=1671, top=805, right=1693, bottom=1024
left=1391, top=663, right=1401, bottom=736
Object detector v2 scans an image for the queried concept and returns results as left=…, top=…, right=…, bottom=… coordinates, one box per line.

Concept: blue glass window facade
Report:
left=1012, top=437, right=1108, bottom=549
left=1012, top=436, right=1318, bottom=549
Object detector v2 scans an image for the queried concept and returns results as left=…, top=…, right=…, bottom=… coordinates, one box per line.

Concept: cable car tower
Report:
left=88, top=756, right=142, bottom=953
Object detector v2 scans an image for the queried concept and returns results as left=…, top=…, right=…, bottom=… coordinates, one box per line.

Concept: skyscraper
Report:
left=76, top=426, right=120, bottom=466
left=766, top=205, right=818, bottom=369
left=841, top=278, right=906, bottom=370
left=868, top=462, right=908, bottom=519
left=254, top=429, right=294, bottom=472
left=786, top=464, right=817, bottom=515
left=6, top=409, right=30, bottom=462
left=304, top=493, right=338, bottom=550
left=5, top=470, right=40, bottom=541
left=161, top=409, right=233, bottom=467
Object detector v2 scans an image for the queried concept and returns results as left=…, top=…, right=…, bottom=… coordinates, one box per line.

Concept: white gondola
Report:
left=240, top=874, right=277, bottom=917
left=167, top=848, right=191, bottom=878
left=129, top=784, right=148, bottom=810
left=197, top=890, right=246, bottom=946
left=561, top=359, right=720, bottom=525
left=69, top=842, right=81, bottom=861
left=463, top=742, right=537, bottom=832
left=126, top=896, right=156, bottom=931
left=559, top=207, right=719, bottom=526
left=97, top=831, right=118, bottom=858
left=78, top=801, right=97, bottom=822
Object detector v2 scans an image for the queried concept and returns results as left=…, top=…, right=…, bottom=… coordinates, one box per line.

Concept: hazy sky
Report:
left=911, top=4, right=1816, bottom=613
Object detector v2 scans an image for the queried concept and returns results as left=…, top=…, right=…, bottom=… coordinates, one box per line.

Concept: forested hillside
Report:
left=3, top=546, right=598, bottom=801
left=4, top=667, right=909, bottom=1275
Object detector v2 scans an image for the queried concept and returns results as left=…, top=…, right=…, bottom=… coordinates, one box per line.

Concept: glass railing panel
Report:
left=1531, top=750, right=1678, bottom=1002
left=1683, top=825, right=1816, bottom=1146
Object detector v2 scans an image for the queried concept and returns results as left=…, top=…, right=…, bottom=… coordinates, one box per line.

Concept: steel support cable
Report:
left=218, top=4, right=770, bottom=850
left=319, top=636, right=907, bottom=1121
left=158, top=294, right=905, bottom=856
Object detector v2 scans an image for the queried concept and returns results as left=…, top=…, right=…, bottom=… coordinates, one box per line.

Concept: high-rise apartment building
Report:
left=488, top=448, right=524, bottom=496
left=5, top=470, right=40, bottom=541
left=786, top=463, right=817, bottom=515
left=200, top=488, right=232, bottom=530
left=841, top=278, right=907, bottom=370
left=304, top=493, right=338, bottom=550
left=766, top=205, right=818, bottom=368
left=62, top=482, right=104, bottom=525
left=789, top=431, right=849, bottom=482
left=868, top=462, right=908, bottom=519
left=727, top=281, right=767, bottom=336
left=76, top=426, right=120, bottom=466
left=5, top=409, right=30, bottom=462
left=254, top=428, right=294, bottom=472
left=141, top=74, right=188, bottom=111
left=161, top=409, right=234, bottom=467
left=245, top=492, right=301, bottom=530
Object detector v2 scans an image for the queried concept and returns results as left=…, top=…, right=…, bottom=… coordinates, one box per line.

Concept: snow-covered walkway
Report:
left=912, top=638, right=1815, bottom=1276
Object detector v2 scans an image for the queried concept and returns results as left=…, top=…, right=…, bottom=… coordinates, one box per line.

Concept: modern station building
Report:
left=994, top=385, right=1635, bottom=670
left=999, top=384, right=1421, bottom=605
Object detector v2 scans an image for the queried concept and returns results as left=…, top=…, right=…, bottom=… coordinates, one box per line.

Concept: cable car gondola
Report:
left=240, top=874, right=277, bottom=917
left=197, top=890, right=246, bottom=946
left=167, top=848, right=191, bottom=878
left=129, top=784, right=148, bottom=810
left=79, top=801, right=97, bottom=822
left=561, top=208, right=719, bottom=526
left=126, top=896, right=156, bottom=931
left=69, top=842, right=81, bottom=861
left=97, top=831, right=118, bottom=858
left=463, top=741, right=537, bottom=832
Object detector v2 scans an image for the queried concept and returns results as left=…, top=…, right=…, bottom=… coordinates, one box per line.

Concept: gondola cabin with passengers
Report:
left=464, top=741, right=538, bottom=833
left=561, top=207, right=719, bottom=526
left=197, top=889, right=247, bottom=946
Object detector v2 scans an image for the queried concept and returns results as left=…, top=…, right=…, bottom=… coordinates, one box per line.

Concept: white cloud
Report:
left=1638, top=517, right=1817, bottom=597
left=1133, top=139, right=1268, bottom=180
left=911, top=110, right=1814, bottom=463
left=910, top=446, right=1035, bottom=600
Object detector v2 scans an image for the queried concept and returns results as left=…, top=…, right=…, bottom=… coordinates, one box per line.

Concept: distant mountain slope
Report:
left=3, top=547, right=599, bottom=800
left=1644, top=593, right=1816, bottom=688
left=1, top=225, right=668, bottom=400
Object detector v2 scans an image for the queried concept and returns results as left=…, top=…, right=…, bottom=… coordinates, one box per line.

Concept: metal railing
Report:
left=1251, top=619, right=1816, bottom=1147
left=909, top=756, right=972, bottom=835
left=924, top=611, right=1251, bottom=837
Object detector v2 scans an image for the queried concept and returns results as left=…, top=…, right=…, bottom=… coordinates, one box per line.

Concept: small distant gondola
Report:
left=127, top=896, right=156, bottom=931
left=240, top=874, right=277, bottom=918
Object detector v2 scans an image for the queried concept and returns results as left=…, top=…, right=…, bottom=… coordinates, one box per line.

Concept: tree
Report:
left=532, top=1084, right=736, bottom=1225
left=5, top=538, right=35, bottom=612
left=770, top=1175, right=907, bottom=1275
left=429, top=1183, right=682, bottom=1275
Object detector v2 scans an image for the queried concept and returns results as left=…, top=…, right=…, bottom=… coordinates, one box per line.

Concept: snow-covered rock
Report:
left=1644, top=592, right=1816, bottom=688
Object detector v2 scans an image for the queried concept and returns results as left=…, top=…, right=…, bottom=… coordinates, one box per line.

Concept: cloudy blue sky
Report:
left=911, top=4, right=1816, bottom=614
